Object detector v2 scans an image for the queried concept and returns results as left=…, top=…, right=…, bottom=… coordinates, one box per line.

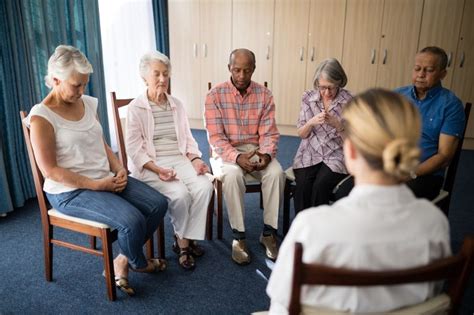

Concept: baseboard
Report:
left=189, top=119, right=298, bottom=137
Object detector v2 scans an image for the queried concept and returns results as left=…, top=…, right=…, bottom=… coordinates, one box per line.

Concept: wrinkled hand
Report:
left=236, top=151, right=257, bottom=173
left=253, top=151, right=271, bottom=171
left=324, top=112, right=339, bottom=129
left=309, top=112, right=327, bottom=126
left=191, top=158, right=210, bottom=175
left=158, top=167, right=178, bottom=181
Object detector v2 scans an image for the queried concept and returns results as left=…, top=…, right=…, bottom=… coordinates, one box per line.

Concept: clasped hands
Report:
left=236, top=150, right=271, bottom=173
left=310, top=111, right=339, bottom=128
left=96, top=168, right=128, bottom=192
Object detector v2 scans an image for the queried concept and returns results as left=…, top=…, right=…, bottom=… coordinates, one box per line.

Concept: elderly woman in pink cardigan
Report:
left=126, top=51, right=213, bottom=271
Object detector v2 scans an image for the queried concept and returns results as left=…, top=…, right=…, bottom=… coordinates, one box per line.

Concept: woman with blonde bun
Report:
left=267, top=89, right=451, bottom=313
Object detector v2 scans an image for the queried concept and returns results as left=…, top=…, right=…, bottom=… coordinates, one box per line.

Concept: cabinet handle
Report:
left=460, top=52, right=465, bottom=68
left=202, top=44, right=207, bottom=58
left=193, top=43, right=198, bottom=57
left=447, top=52, right=452, bottom=67
left=266, top=46, right=270, bottom=60
left=371, top=49, right=376, bottom=64
left=311, top=47, right=315, bottom=62
left=300, top=47, right=304, bottom=61
left=382, top=49, right=387, bottom=64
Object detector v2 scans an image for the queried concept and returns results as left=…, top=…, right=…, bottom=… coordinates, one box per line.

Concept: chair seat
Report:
left=209, top=157, right=261, bottom=184
left=432, top=190, right=449, bottom=204
left=285, top=167, right=295, bottom=182
left=253, top=293, right=450, bottom=315
left=48, top=209, right=111, bottom=229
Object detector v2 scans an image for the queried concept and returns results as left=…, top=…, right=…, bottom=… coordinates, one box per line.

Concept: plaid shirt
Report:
left=293, top=88, right=352, bottom=173
left=205, top=80, right=280, bottom=163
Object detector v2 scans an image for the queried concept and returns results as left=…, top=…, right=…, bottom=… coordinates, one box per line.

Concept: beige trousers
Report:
left=210, top=144, right=285, bottom=232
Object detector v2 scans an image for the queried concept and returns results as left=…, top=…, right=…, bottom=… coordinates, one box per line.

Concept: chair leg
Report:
left=89, top=236, right=97, bottom=249
left=42, top=225, right=54, bottom=282
left=156, top=222, right=165, bottom=259
left=146, top=237, right=154, bottom=259
left=283, top=179, right=292, bottom=236
left=216, top=180, right=223, bottom=240
left=206, top=191, right=215, bottom=240
left=259, top=190, right=263, bottom=209
left=101, top=229, right=116, bottom=301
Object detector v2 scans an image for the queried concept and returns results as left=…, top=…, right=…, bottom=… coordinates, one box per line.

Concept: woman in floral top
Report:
left=293, top=58, right=353, bottom=212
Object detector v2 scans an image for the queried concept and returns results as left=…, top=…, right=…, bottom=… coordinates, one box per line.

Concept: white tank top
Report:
left=25, top=95, right=112, bottom=194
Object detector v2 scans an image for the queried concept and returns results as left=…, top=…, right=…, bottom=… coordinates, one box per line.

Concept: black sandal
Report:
left=178, top=247, right=195, bottom=271
left=173, top=239, right=205, bottom=258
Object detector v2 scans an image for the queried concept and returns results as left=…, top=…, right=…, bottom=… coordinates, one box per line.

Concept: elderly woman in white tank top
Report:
left=126, top=51, right=213, bottom=270
left=26, top=45, right=168, bottom=297
left=267, top=89, right=451, bottom=313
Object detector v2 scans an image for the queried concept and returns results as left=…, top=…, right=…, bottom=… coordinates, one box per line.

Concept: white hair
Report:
left=44, top=45, right=93, bottom=88
left=139, top=51, right=171, bottom=79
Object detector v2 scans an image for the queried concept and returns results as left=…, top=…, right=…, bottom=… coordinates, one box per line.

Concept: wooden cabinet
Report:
left=304, top=0, right=346, bottom=90
left=232, top=0, right=275, bottom=87
left=418, top=0, right=465, bottom=89
left=450, top=0, right=474, bottom=143
left=342, top=0, right=423, bottom=94
left=272, top=0, right=311, bottom=125
left=272, top=0, right=347, bottom=125
left=169, top=0, right=231, bottom=120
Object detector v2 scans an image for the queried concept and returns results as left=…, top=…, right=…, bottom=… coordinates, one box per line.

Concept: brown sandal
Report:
left=178, top=247, right=195, bottom=270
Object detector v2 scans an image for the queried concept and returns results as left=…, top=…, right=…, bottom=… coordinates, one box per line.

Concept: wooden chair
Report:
left=433, top=102, right=472, bottom=215
left=289, top=238, right=474, bottom=315
left=20, top=111, right=117, bottom=301
left=110, top=92, right=215, bottom=244
left=207, top=82, right=266, bottom=239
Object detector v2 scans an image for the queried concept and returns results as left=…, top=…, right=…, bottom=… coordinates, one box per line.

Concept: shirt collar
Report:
left=228, top=79, right=253, bottom=97
left=136, top=90, right=175, bottom=109
left=411, top=83, right=443, bottom=100
left=346, top=184, right=415, bottom=207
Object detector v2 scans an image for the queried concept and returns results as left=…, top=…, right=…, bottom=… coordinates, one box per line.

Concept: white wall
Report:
left=98, top=0, right=156, bottom=150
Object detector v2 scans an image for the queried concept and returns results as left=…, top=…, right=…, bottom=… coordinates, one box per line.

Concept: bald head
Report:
left=229, top=48, right=256, bottom=68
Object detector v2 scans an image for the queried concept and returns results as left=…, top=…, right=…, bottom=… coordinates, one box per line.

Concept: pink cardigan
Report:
left=126, top=91, right=201, bottom=179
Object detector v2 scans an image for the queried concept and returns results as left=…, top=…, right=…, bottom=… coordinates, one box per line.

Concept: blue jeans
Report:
left=46, top=177, right=168, bottom=269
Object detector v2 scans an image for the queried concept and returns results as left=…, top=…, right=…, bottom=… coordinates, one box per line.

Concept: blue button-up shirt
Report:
left=395, top=84, right=465, bottom=177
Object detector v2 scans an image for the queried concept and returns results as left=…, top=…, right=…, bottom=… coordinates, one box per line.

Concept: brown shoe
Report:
left=259, top=234, right=278, bottom=260
left=232, top=239, right=251, bottom=265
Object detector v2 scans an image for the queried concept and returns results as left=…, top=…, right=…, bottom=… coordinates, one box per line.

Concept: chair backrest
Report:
left=19, top=111, right=51, bottom=228
left=110, top=92, right=134, bottom=170
left=289, top=237, right=474, bottom=315
left=442, top=102, right=472, bottom=194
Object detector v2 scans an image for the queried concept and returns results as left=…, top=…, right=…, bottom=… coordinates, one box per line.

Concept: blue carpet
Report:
left=0, top=130, right=472, bottom=314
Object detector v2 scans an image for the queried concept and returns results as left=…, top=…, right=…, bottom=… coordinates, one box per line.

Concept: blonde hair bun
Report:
left=383, top=138, right=420, bottom=179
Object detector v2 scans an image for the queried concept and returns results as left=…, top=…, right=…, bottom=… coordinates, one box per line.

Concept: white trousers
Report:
left=141, top=155, right=213, bottom=240
left=210, top=144, right=285, bottom=232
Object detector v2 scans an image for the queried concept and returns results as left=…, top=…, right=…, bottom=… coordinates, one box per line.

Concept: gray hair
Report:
left=419, top=46, right=448, bottom=70
left=139, top=51, right=171, bottom=79
left=229, top=48, right=256, bottom=68
left=312, top=58, right=347, bottom=89
left=44, top=45, right=93, bottom=88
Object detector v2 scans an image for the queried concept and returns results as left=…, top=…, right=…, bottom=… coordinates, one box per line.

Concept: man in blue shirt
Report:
left=395, top=46, right=465, bottom=200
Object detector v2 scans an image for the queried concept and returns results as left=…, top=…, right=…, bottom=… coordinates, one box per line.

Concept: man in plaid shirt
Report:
left=205, top=49, right=285, bottom=265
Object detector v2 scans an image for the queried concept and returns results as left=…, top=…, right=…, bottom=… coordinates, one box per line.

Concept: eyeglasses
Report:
left=318, top=85, right=339, bottom=93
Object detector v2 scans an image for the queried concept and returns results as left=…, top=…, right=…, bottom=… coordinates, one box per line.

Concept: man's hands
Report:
left=236, top=150, right=271, bottom=172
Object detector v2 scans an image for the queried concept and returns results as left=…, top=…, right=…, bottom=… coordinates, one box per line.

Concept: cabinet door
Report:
left=273, top=0, right=311, bottom=125
left=342, top=0, right=384, bottom=94
left=200, top=0, right=232, bottom=117
left=305, top=0, right=346, bottom=90
left=169, top=0, right=201, bottom=119
left=418, top=0, right=465, bottom=88
left=451, top=0, right=474, bottom=139
left=376, top=0, right=423, bottom=89
left=232, top=0, right=275, bottom=87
